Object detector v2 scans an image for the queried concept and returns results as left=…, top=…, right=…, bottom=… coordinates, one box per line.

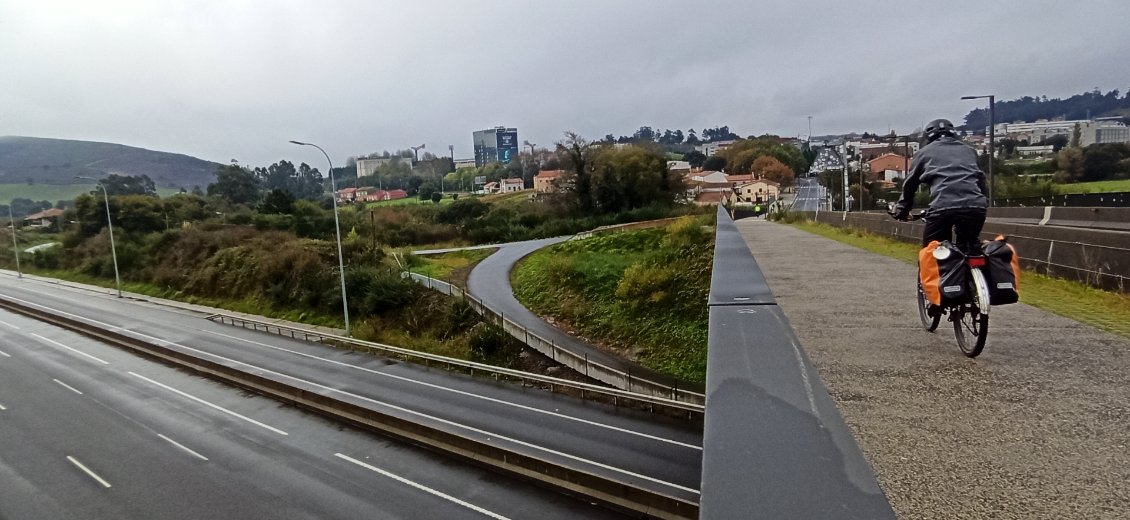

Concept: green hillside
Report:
left=0, top=136, right=220, bottom=191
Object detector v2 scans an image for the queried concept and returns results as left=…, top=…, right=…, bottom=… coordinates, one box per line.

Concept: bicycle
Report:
left=894, top=207, right=992, bottom=357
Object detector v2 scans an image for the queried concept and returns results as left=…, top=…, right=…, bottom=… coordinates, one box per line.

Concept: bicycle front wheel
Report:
left=917, top=282, right=940, bottom=332
left=953, top=305, right=989, bottom=357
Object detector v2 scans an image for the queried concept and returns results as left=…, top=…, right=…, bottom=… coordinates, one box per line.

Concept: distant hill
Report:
left=0, top=136, right=221, bottom=190
left=961, top=88, right=1130, bottom=130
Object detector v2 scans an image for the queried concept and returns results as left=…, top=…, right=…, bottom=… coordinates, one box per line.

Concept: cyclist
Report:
left=891, top=118, right=988, bottom=249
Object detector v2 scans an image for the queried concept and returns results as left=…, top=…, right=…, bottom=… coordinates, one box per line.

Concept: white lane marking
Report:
left=53, top=379, right=83, bottom=395
left=0, top=403, right=7, bottom=410
left=0, top=349, right=10, bottom=357
left=0, top=319, right=20, bottom=329
left=0, top=296, right=693, bottom=494
left=157, top=433, right=209, bottom=461
left=31, top=334, right=110, bottom=365
left=159, top=344, right=698, bottom=495
left=127, top=372, right=288, bottom=436
left=200, top=329, right=702, bottom=451
left=67, top=456, right=112, bottom=488
left=334, top=453, right=511, bottom=520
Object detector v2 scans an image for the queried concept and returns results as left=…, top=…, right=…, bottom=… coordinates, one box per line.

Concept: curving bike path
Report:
left=464, top=237, right=703, bottom=393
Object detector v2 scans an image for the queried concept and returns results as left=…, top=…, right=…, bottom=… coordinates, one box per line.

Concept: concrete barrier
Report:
left=0, top=294, right=699, bottom=520
left=699, top=206, right=895, bottom=519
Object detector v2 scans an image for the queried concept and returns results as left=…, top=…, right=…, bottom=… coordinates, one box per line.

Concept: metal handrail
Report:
left=404, top=272, right=706, bottom=405
left=205, top=312, right=704, bottom=417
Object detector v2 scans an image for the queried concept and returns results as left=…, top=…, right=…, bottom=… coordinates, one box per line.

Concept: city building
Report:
left=695, top=140, right=737, bottom=157
left=866, top=153, right=909, bottom=177
left=534, top=169, right=565, bottom=193
left=473, top=126, right=519, bottom=167
left=500, top=178, right=525, bottom=193
left=356, top=156, right=410, bottom=177
left=733, top=179, right=780, bottom=204
left=992, top=118, right=1130, bottom=147
left=453, top=158, right=477, bottom=170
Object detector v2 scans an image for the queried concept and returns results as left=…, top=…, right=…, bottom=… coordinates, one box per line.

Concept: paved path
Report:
left=466, top=237, right=696, bottom=391
left=735, top=218, right=1129, bottom=520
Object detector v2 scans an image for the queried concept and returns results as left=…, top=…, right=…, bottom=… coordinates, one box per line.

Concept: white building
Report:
left=695, top=140, right=737, bottom=157
left=500, top=178, right=524, bottom=193
left=357, top=156, right=410, bottom=177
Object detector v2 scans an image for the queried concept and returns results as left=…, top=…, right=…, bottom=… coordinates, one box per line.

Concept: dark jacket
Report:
left=898, top=136, right=987, bottom=212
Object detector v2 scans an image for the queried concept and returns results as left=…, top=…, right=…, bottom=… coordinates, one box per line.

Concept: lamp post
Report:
left=961, top=94, right=995, bottom=206
left=289, top=140, right=351, bottom=336
left=76, top=176, right=122, bottom=297
left=8, top=203, right=21, bottom=278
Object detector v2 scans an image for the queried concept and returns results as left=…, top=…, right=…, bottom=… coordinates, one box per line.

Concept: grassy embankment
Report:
left=1056, top=179, right=1130, bottom=194
left=408, top=248, right=494, bottom=288
left=510, top=216, right=714, bottom=383
left=791, top=220, right=1130, bottom=338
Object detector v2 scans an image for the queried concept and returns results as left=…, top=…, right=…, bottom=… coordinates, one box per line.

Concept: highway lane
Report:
left=791, top=177, right=825, bottom=212
left=0, top=274, right=703, bottom=502
left=0, top=308, right=625, bottom=519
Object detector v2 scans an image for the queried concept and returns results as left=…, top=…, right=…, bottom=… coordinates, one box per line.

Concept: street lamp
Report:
left=289, top=140, right=351, bottom=336
left=961, top=94, right=995, bottom=206
left=76, top=176, right=122, bottom=297
left=8, top=203, right=21, bottom=278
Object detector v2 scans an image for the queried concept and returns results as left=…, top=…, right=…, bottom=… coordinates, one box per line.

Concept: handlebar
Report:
left=886, top=202, right=927, bottom=222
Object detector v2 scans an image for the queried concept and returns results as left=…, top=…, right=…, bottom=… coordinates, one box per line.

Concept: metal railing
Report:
left=404, top=272, right=706, bottom=406
left=205, top=312, right=704, bottom=418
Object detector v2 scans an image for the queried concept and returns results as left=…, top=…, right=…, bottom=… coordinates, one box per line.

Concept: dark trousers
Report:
left=921, top=207, right=987, bottom=249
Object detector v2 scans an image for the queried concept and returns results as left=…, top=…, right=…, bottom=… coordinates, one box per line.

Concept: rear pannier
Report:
left=919, top=240, right=969, bottom=306
left=982, top=236, right=1020, bottom=305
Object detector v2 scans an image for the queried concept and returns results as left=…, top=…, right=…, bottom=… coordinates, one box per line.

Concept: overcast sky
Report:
left=3, top=1, right=1128, bottom=167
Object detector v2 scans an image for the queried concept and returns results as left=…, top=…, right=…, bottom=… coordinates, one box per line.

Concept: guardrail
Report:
left=405, top=272, right=706, bottom=407
left=699, top=205, right=895, bottom=519
left=0, top=295, right=697, bottom=520
left=206, top=312, right=704, bottom=419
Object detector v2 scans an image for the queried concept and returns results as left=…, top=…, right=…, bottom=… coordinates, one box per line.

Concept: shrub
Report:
left=615, top=263, right=676, bottom=311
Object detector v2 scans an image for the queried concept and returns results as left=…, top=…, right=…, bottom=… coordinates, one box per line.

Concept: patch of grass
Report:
left=1056, top=178, right=1130, bottom=194
left=411, top=248, right=494, bottom=284
left=511, top=216, right=713, bottom=382
left=790, top=220, right=1130, bottom=338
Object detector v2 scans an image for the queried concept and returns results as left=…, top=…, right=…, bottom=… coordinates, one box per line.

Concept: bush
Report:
left=615, top=263, right=676, bottom=310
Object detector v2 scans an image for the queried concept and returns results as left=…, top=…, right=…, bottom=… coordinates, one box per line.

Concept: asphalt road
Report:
left=0, top=273, right=703, bottom=513
left=465, top=237, right=693, bottom=390
left=735, top=219, right=1130, bottom=519
left=792, top=177, right=826, bottom=212
left=0, top=308, right=625, bottom=520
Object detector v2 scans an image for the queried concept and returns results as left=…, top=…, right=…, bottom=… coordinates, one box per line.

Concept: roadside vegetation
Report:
left=789, top=219, right=1130, bottom=339
left=511, top=215, right=715, bottom=383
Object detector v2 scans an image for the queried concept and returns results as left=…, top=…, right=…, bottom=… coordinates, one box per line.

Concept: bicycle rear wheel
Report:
left=917, top=283, right=940, bottom=332
left=952, top=305, right=989, bottom=357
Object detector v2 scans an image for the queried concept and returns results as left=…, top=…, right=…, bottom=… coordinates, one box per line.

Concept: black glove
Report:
left=891, top=204, right=910, bottom=221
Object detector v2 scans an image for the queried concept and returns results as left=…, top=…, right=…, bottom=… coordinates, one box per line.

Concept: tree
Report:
left=1040, top=134, right=1069, bottom=153
left=557, top=132, right=594, bottom=211
left=683, top=150, right=707, bottom=168
left=702, top=155, right=726, bottom=171
left=1055, top=147, right=1084, bottom=182
left=259, top=189, right=296, bottom=214
left=685, top=129, right=700, bottom=145
left=208, top=164, right=260, bottom=205
left=633, top=126, right=656, bottom=142
left=752, top=156, right=795, bottom=187
left=588, top=145, right=681, bottom=213
left=101, top=174, right=157, bottom=196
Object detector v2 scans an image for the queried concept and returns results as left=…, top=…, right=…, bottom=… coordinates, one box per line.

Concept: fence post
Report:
left=584, top=353, right=589, bottom=378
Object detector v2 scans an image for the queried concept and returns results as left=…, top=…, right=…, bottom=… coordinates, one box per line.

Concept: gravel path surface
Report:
left=736, top=219, right=1129, bottom=520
